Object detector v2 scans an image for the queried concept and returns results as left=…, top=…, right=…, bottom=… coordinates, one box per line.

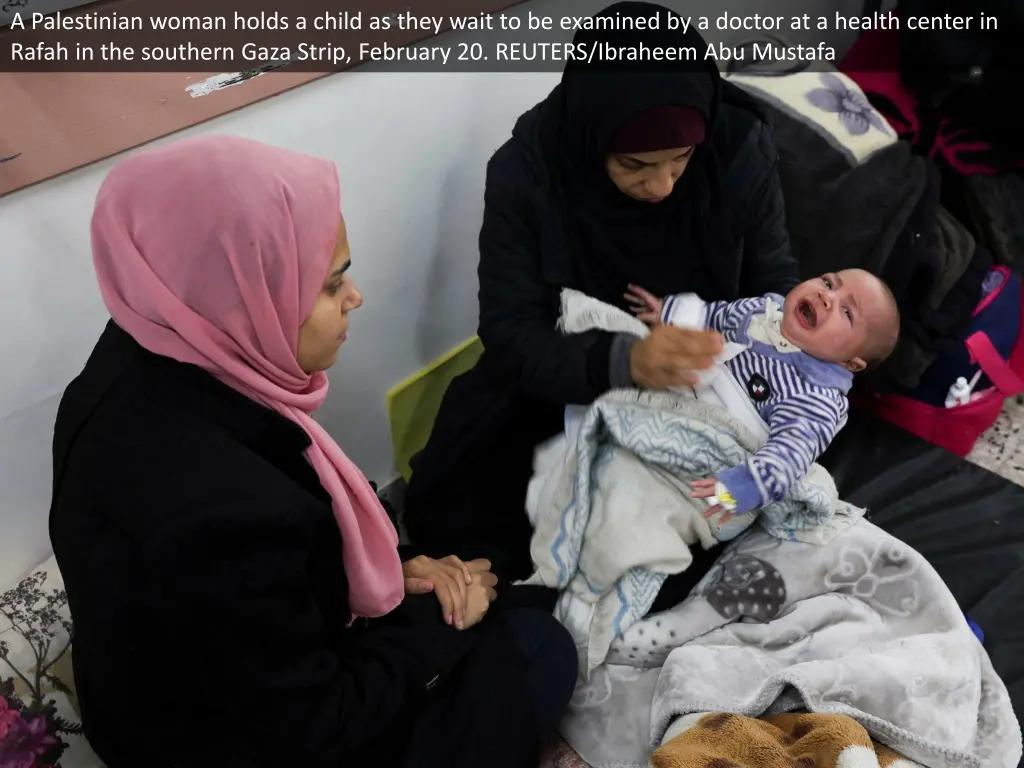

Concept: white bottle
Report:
left=944, top=376, right=972, bottom=409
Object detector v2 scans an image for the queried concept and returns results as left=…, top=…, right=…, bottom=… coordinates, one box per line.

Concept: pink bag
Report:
left=853, top=287, right=1024, bottom=457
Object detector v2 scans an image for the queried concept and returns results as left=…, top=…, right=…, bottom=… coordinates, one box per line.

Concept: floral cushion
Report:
left=725, top=69, right=897, bottom=166
left=0, top=556, right=103, bottom=768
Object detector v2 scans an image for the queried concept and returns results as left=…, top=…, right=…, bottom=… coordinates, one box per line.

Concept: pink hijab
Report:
left=90, top=134, right=404, bottom=620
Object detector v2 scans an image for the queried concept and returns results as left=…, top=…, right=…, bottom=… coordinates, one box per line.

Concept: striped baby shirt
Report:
left=660, top=292, right=853, bottom=515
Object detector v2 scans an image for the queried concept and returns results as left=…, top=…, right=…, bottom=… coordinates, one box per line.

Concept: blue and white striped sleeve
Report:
left=702, top=297, right=766, bottom=338
left=717, top=388, right=848, bottom=514
left=660, top=295, right=765, bottom=339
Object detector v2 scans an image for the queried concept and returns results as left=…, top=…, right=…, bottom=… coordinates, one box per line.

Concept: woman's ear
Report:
left=843, top=357, right=867, bottom=373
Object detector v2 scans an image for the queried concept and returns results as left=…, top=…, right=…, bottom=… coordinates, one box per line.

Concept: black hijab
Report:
left=538, top=1, right=737, bottom=309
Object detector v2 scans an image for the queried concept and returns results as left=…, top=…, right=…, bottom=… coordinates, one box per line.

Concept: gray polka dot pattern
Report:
left=702, top=555, right=786, bottom=621
left=605, top=556, right=789, bottom=669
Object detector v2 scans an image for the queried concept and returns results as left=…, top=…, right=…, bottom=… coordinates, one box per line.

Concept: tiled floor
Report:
left=539, top=737, right=590, bottom=768
left=966, top=396, right=1024, bottom=484
left=539, top=397, right=1024, bottom=768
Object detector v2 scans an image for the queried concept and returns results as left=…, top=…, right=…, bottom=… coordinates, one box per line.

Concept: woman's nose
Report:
left=347, top=284, right=363, bottom=311
left=648, top=169, right=675, bottom=198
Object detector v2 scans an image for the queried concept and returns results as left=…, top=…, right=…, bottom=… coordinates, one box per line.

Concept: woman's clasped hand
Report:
left=402, top=555, right=498, bottom=630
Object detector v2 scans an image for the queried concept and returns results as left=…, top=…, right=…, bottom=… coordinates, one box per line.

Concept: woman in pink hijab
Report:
left=48, top=135, right=577, bottom=768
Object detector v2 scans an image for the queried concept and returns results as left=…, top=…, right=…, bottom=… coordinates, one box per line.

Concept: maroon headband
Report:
left=608, top=105, right=706, bottom=154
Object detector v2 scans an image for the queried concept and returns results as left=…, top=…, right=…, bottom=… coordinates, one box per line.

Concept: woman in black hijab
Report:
left=549, top=6, right=739, bottom=311
left=405, top=2, right=800, bottom=593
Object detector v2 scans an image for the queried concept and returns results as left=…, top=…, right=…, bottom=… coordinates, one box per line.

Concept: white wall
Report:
left=0, top=0, right=865, bottom=584
left=0, top=69, right=557, bottom=583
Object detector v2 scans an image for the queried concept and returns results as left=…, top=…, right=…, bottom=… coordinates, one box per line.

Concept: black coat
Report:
left=49, top=321, right=541, bottom=768
left=404, top=99, right=801, bottom=580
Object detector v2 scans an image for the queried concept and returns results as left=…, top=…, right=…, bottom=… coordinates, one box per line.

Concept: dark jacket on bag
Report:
left=49, top=321, right=540, bottom=768
left=965, top=171, right=1024, bottom=272
left=404, top=97, right=800, bottom=580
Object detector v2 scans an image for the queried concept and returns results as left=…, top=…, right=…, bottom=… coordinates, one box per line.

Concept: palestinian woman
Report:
left=48, top=135, right=576, bottom=768
left=405, top=1, right=801, bottom=590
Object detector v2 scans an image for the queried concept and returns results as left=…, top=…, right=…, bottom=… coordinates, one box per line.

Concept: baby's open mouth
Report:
left=798, top=299, right=817, bottom=329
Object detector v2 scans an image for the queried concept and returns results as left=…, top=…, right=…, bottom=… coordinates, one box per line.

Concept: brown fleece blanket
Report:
left=651, top=712, right=923, bottom=768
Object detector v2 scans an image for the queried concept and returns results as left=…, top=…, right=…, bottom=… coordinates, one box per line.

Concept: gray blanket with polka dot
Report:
left=632, top=523, right=1022, bottom=768
left=555, top=522, right=1020, bottom=768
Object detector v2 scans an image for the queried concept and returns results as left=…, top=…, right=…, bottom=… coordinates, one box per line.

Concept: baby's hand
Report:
left=690, top=477, right=736, bottom=524
left=689, top=477, right=717, bottom=500
left=625, top=284, right=664, bottom=326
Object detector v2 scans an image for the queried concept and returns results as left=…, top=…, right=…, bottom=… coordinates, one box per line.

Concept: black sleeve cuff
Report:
left=609, top=333, right=639, bottom=389
left=584, top=332, right=639, bottom=396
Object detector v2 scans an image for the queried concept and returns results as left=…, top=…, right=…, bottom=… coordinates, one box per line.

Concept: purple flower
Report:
left=0, top=699, right=17, bottom=741
left=0, top=712, right=58, bottom=768
left=805, top=72, right=891, bottom=137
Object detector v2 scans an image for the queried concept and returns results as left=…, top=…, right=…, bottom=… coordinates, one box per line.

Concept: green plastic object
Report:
left=386, top=335, right=484, bottom=482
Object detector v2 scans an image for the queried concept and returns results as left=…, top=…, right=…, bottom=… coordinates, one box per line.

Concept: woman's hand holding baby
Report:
left=625, top=283, right=722, bottom=390
left=630, top=324, right=723, bottom=390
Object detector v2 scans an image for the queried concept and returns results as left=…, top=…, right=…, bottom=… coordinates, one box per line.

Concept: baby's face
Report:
left=780, top=269, right=895, bottom=372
